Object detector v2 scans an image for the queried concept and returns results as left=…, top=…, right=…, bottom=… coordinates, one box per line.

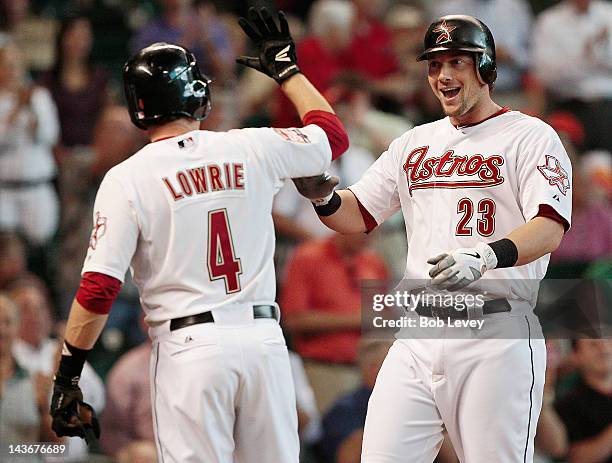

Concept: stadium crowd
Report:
left=0, top=0, right=610, bottom=462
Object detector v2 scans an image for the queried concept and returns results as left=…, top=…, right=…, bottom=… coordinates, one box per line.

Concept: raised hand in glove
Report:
left=293, top=173, right=339, bottom=205
left=427, top=242, right=498, bottom=291
left=236, top=7, right=300, bottom=84
left=50, top=372, right=100, bottom=440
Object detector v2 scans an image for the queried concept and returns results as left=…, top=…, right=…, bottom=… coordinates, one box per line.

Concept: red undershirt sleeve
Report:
left=536, top=204, right=570, bottom=232
left=302, top=110, right=349, bottom=160
left=347, top=189, right=378, bottom=233
left=75, top=271, right=122, bottom=314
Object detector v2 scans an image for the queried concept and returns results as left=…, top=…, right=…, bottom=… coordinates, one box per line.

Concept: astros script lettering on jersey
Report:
left=162, top=162, right=245, bottom=201
left=403, top=147, right=505, bottom=194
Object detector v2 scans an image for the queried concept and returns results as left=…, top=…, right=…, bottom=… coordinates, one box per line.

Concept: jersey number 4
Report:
left=207, top=209, right=242, bottom=293
left=456, top=198, right=496, bottom=236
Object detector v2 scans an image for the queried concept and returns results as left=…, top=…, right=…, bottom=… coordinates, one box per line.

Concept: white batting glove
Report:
left=427, top=242, right=498, bottom=291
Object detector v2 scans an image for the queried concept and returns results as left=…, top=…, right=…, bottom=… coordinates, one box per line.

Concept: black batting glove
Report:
left=236, top=7, right=300, bottom=84
left=50, top=372, right=100, bottom=439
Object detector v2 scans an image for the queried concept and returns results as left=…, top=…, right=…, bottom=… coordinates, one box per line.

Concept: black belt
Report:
left=415, top=298, right=511, bottom=319
left=169, top=305, right=278, bottom=331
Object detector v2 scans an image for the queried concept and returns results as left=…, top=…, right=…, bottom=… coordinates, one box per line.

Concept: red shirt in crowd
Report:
left=344, top=18, right=398, bottom=80
left=280, top=237, right=389, bottom=364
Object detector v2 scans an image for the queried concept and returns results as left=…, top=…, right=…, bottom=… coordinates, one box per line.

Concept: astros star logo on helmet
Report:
left=537, top=155, right=570, bottom=195
left=433, top=21, right=457, bottom=44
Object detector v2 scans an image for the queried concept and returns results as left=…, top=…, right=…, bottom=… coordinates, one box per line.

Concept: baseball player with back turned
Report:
left=308, top=15, right=572, bottom=463
left=48, top=8, right=349, bottom=463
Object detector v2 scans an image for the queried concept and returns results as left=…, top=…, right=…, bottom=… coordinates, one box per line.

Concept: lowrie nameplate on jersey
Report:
left=162, top=162, right=246, bottom=202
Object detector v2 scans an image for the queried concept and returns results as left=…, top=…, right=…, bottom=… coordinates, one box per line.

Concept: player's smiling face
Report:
left=427, top=51, right=489, bottom=125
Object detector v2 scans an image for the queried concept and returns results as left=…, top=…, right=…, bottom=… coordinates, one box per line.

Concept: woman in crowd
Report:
left=40, top=14, right=110, bottom=165
left=0, top=37, right=60, bottom=247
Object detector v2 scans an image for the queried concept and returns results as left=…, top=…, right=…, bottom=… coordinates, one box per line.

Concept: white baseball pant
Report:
left=148, top=305, right=299, bottom=463
left=361, top=312, right=546, bottom=463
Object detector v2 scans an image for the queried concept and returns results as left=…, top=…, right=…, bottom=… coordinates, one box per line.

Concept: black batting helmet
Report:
left=417, top=15, right=497, bottom=85
left=123, top=43, right=212, bottom=130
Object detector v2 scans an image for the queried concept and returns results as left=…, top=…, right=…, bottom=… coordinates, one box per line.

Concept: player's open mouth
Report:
left=440, top=87, right=461, bottom=100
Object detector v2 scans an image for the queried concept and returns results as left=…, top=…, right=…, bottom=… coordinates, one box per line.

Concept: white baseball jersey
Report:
left=82, top=125, right=331, bottom=322
left=350, top=109, right=572, bottom=306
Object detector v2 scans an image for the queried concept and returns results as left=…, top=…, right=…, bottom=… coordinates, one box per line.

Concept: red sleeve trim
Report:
left=302, top=110, right=349, bottom=161
left=347, top=188, right=378, bottom=233
left=76, top=272, right=122, bottom=314
left=536, top=204, right=570, bottom=232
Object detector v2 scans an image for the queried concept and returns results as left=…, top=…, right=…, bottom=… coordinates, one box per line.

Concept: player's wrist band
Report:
left=56, top=341, right=91, bottom=383
left=313, top=191, right=341, bottom=216
left=488, top=238, right=519, bottom=268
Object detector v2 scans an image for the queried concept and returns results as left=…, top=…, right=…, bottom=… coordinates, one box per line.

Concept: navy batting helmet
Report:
left=123, top=43, right=212, bottom=130
left=417, top=15, right=497, bottom=85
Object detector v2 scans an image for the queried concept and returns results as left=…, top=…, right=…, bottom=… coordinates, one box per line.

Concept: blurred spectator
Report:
left=317, top=338, right=391, bottom=463
left=0, top=293, right=60, bottom=458
left=551, top=153, right=612, bottom=265
left=331, top=76, right=413, bottom=155
left=374, top=4, right=437, bottom=123
left=555, top=339, right=612, bottom=463
left=274, top=0, right=355, bottom=127
left=132, top=0, right=234, bottom=82
left=72, top=0, right=132, bottom=83
left=534, top=340, right=569, bottom=462
left=431, top=0, right=533, bottom=94
left=0, top=37, right=60, bottom=247
left=581, top=150, right=612, bottom=203
left=199, top=86, right=241, bottom=133
left=281, top=234, right=389, bottom=412
left=345, top=0, right=398, bottom=81
left=289, top=351, right=323, bottom=463
left=101, top=336, right=154, bottom=458
left=39, top=15, right=110, bottom=162
left=8, top=280, right=55, bottom=375
left=0, top=232, right=44, bottom=291
left=531, top=0, right=612, bottom=152
left=0, top=0, right=57, bottom=73
left=221, top=7, right=250, bottom=63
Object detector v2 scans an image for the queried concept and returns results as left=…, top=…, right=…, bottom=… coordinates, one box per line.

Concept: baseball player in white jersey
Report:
left=308, top=15, right=572, bottom=463
left=48, top=8, right=349, bottom=463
